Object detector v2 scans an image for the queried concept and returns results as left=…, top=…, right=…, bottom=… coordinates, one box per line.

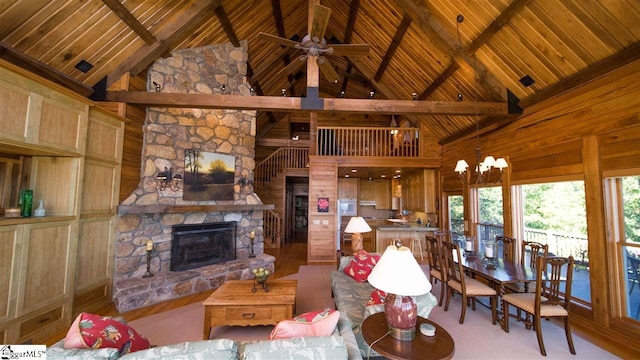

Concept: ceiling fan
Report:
left=257, top=2, right=370, bottom=84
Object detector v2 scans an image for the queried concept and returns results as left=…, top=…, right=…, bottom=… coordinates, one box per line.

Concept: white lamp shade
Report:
left=368, top=245, right=431, bottom=296
left=454, top=159, right=469, bottom=173
left=344, top=217, right=372, bottom=233
left=495, top=157, right=509, bottom=169
left=482, top=155, right=496, bottom=168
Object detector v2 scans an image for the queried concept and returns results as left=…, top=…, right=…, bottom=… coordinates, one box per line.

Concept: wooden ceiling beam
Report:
left=465, top=0, right=533, bottom=55
left=440, top=115, right=520, bottom=145
left=101, top=0, right=156, bottom=46
left=104, top=0, right=219, bottom=87
left=0, top=42, right=94, bottom=97
left=418, top=62, right=460, bottom=100
left=394, top=0, right=507, bottom=102
left=214, top=5, right=240, bottom=47
left=338, top=0, right=362, bottom=94
left=105, top=91, right=509, bottom=116
left=374, top=14, right=412, bottom=82
left=520, top=41, right=640, bottom=108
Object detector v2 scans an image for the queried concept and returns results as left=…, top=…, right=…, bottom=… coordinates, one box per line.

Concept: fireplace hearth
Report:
left=171, top=222, right=237, bottom=271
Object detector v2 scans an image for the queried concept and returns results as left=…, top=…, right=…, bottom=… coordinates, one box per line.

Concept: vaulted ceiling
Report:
left=1, top=0, right=639, bottom=146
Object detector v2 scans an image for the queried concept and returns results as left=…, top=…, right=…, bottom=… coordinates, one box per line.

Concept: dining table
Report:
left=456, top=252, right=539, bottom=330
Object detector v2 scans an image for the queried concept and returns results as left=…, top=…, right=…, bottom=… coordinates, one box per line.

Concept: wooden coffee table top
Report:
left=362, top=312, right=455, bottom=360
left=203, top=279, right=297, bottom=306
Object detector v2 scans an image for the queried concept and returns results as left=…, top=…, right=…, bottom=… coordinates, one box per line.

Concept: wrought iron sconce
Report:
left=156, top=167, right=183, bottom=191
left=238, top=174, right=254, bottom=188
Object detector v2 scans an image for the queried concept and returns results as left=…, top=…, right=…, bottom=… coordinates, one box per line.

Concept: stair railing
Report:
left=263, top=210, right=281, bottom=246
left=254, top=147, right=309, bottom=187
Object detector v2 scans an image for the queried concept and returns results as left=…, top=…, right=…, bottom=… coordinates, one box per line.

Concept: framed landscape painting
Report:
left=184, top=150, right=235, bottom=201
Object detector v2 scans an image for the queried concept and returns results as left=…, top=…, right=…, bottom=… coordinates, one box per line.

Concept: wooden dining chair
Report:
left=441, top=241, right=497, bottom=325
left=506, top=240, right=550, bottom=294
left=496, top=236, right=516, bottom=263
left=502, top=256, right=576, bottom=356
left=425, top=236, right=446, bottom=306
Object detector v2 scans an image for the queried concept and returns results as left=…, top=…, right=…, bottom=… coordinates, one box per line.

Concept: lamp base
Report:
left=388, top=324, right=416, bottom=341
left=384, top=293, right=418, bottom=342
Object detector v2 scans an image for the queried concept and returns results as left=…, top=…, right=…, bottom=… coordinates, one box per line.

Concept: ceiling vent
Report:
left=75, top=60, right=93, bottom=73
left=519, top=75, right=535, bottom=87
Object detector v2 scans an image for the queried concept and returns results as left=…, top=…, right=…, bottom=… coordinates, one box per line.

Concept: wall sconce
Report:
left=152, top=81, right=161, bottom=92
left=369, top=90, right=375, bottom=99
left=250, top=87, right=256, bottom=96
left=238, top=174, right=254, bottom=188
left=221, top=85, right=226, bottom=94
left=281, top=88, right=287, bottom=96
left=157, top=167, right=182, bottom=191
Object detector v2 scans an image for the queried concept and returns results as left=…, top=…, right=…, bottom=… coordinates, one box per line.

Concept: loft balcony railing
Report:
left=317, top=126, right=421, bottom=157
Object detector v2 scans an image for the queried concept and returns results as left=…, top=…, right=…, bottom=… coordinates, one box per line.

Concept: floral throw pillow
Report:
left=64, top=313, right=150, bottom=355
left=343, top=250, right=381, bottom=282
left=366, top=289, right=387, bottom=306
left=270, top=309, right=340, bottom=339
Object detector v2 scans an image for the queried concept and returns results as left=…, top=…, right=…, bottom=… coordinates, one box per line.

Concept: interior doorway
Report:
left=285, top=176, right=309, bottom=243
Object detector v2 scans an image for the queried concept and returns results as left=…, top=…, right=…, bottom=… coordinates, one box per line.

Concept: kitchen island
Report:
left=374, top=223, right=439, bottom=256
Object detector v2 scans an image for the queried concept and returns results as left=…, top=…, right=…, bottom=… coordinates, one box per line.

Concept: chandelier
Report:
left=453, top=14, right=508, bottom=186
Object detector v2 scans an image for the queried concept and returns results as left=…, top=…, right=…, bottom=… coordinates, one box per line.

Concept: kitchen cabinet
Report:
left=338, top=178, right=358, bottom=198
left=401, top=169, right=436, bottom=213
left=359, top=179, right=391, bottom=209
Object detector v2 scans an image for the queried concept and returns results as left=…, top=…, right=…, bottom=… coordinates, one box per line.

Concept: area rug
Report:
left=129, top=265, right=618, bottom=359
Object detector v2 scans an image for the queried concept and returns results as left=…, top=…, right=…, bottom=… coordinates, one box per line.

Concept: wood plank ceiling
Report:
left=1, top=0, right=639, bottom=147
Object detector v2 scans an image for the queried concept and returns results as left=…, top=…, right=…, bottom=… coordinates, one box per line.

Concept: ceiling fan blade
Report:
left=329, top=44, right=371, bottom=57
left=318, top=59, right=340, bottom=84
left=257, top=32, right=300, bottom=49
left=310, top=4, right=331, bottom=42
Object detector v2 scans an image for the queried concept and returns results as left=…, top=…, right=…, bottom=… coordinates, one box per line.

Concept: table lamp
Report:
left=367, top=243, right=431, bottom=341
left=344, top=216, right=372, bottom=252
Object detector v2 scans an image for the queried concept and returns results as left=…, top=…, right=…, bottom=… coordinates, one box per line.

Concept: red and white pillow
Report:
left=269, top=308, right=340, bottom=340
left=366, top=289, right=387, bottom=306
left=64, top=313, right=150, bottom=355
left=343, top=250, right=381, bottom=282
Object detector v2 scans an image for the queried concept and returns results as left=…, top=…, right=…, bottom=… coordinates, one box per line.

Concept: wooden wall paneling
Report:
left=307, top=156, right=338, bottom=263
left=81, top=161, right=118, bottom=215
left=599, top=127, right=640, bottom=172
left=0, top=78, right=29, bottom=142
left=0, top=226, right=20, bottom=323
left=118, top=105, right=145, bottom=202
left=37, top=99, right=88, bottom=154
left=86, top=107, right=126, bottom=164
left=509, top=139, right=584, bottom=183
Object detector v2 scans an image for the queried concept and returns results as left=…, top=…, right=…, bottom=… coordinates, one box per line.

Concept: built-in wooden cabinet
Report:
left=359, top=179, right=391, bottom=209
left=0, top=62, right=88, bottom=156
left=338, top=178, right=358, bottom=198
left=401, top=169, right=436, bottom=213
left=0, top=60, right=125, bottom=344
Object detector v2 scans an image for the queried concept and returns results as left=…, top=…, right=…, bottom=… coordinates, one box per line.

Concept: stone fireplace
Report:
left=114, top=42, right=274, bottom=312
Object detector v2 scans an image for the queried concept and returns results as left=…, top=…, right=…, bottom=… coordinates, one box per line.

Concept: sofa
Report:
left=46, top=333, right=354, bottom=360
left=45, top=311, right=361, bottom=360
left=330, top=252, right=438, bottom=358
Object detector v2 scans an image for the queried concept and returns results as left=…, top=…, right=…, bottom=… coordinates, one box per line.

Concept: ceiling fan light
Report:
left=495, top=158, right=509, bottom=169
left=454, top=160, right=469, bottom=173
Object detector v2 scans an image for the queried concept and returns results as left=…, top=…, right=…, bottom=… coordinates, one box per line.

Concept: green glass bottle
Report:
left=20, top=190, right=33, bottom=217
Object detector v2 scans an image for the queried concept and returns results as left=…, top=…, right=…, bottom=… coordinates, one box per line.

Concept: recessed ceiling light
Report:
left=395, top=170, right=402, bottom=173
left=381, top=174, right=386, bottom=178
left=345, top=175, right=350, bottom=178
left=351, top=169, right=357, bottom=172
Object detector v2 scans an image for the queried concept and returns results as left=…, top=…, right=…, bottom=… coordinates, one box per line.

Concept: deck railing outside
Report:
left=317, top=126, right=421, bottom=157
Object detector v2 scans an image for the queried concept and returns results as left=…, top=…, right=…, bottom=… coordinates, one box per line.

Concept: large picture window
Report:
left=606, top=175, right=640, bottom=321
left=518, top=181, right=590, bottom=304
left=475, top=186, right=504, bottom=244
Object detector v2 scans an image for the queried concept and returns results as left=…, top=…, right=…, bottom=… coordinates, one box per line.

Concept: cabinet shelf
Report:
left=0, top=215, right=76, bottom=226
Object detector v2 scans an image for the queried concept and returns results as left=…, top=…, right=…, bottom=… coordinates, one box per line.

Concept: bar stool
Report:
left=411, top=235, right=424, bottom=261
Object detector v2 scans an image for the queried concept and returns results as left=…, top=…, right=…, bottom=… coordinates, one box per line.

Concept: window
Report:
left=475, top=186, right=504, bottom=244
left=606, top=175, right=640, bottom=321
left=448, top=194, right=464, bottom=234
left=519, top=181, right=590, bottom=304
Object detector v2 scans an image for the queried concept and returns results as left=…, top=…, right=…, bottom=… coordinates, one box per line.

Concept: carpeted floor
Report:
left=129, top=265, right=618, bottom=359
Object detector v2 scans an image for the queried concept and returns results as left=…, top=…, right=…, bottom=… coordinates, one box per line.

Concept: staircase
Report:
left=255, top=147, right=309, bottom=247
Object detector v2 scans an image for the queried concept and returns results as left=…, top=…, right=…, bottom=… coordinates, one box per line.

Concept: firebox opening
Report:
left=171, top=222, right=237, bottom=271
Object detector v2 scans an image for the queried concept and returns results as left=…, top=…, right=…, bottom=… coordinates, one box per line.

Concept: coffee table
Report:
left=362, top=312, right=455, bottom=360
left=203, top=279, right=297, bottom=340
